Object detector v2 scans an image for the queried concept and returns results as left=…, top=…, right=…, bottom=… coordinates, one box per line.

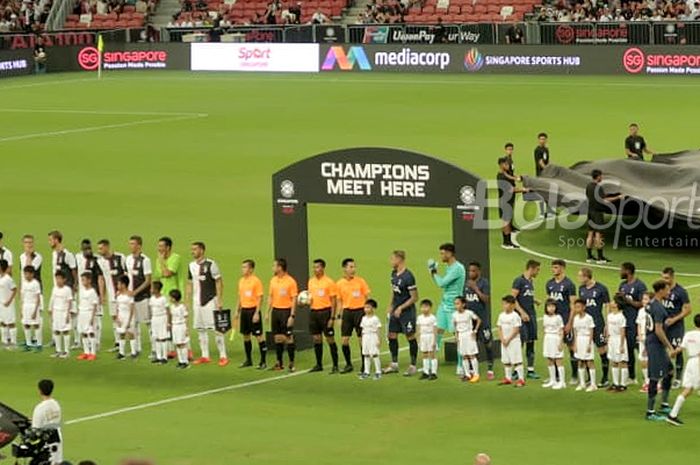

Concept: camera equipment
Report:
left=0, top=402, right=59, bottom=465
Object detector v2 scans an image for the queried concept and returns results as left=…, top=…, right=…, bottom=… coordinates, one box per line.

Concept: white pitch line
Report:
left=511, top=216, right=700, bottom=278
left=0, top=77, right=96, bottom=91
left=0, top=114, right=207, bottom=144
left=0, top=108, right=208, bottom=117
left=686, top=283, right=700, bottom=289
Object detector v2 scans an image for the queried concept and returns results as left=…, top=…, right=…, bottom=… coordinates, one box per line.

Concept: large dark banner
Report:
left=46, top=43, right=190, bottom=73
left=272, top=148, right=489, bottom=350
left=0, top=30, right=127, bottom=50
left=540, top=22, right=650, bottom=45
left=0, top=49, right=32, bottom=78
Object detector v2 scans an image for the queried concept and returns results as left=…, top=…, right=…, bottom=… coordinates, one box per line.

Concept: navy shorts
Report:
left=388, top=307, right=416, bottom=335
left=667, top=325, right=685, bottom=349
left=477, top=325, right=493, bottom=345
left=647, top=344, right=673, bottom=380
left=520, top=314, right=538, bottom=342
left=593, top=324, right=607, bottom=348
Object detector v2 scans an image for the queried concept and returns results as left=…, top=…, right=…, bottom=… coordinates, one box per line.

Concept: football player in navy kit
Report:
left=618, top=262, right=647, bottom=385
left=546, top=260, right=577, bottom=384
left=661, top=267, right=691, bottom=388
left=512, top=260, right=541, bottom=380
left=578, top=267, right=611, bottom=387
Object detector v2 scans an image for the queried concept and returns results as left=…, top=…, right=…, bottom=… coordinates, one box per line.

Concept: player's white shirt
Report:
left=125, top=254, right=152, bottom=292
left=543, top=314, right=564, bottom=335
left=115, top=293, right=134, bottom=314
left=360, top=314, right=381, bottom=336
left=78, top=288, right=99, bottom=314
left=149, top=295, right=168, bottom=318
left=32, top=398, right=62, bottom=429
left=607, top=312, right=627, bottom=339
left=21, top=279, right=42, bottom=309
left=636, top=306, right=648, bottom=339
left=0, top=274, right=17, bottom=308
left=416, top=314, right=437, bottom=337
left=497, top=311, right=522, bottom=340
left=453, top=310, right=477, bottom=335
left=682, top=330, right=700, bottom=358
left=19, top=251, right=42, bottom=282
left=49, top=286, right=73, bottom=312
left=98, top=252, right=126, bottom=301
left=51, top=249, right=76, bottom=285
left=188, top=259, right=221, bottom=305
left=0, top=246, right=13, bottom=267
left=170, top=303, right=188, bottom=325
left=573, top=313, right=595, bottom=338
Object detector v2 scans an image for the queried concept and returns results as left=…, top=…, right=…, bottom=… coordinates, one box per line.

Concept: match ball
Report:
left=297, top=290, right=312, bottom=306
left=38, top=52, right=46, bottom=59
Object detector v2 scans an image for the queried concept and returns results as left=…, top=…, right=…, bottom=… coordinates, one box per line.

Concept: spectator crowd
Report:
left=537, top=0, right=700, bottom=21
left=0, top=0, right=52, bottom=32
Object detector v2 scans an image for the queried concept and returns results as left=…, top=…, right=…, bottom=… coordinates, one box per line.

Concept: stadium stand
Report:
left=541, top=0, right=700, bottom=22
left=63, top=0, right=157, bottom=30
left=397, top=0, right=535, bottom=23
left=0, top=0, right=53, bottom=32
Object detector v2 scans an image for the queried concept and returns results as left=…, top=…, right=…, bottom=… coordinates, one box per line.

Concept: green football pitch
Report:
left=1, top=71, right=699, bottom=465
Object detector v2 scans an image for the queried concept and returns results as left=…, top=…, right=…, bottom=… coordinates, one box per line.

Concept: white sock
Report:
left=95, top=319, right=102, bottom=350
left=373, top=356, right=381, bottom=374
left=0, top=327, right=7, bottom=344
left=134, top=325, right=142, bottom=352
left=147, top=323, right=154, bottom=354
left=82, top=336, right=90, bottom=354
left=612, top=367, right=619, bottom=386
left=215, top=333, right=227, bottom=360
left=198, top=330, right=210, bottom=359
left=155, top=341, right=163, bottom=360
left=9, top=328, right=17, bottom=345
left=557, top=365, right=565, bottom=385
left=670, top=394, right=686, bottom=418
left=23, top=327, right=32, bottom=345
left=643, top=367, right=649, bottom=384
left=621, top=366, right=629, bottom=386
left=504, top=365, right=513, bottom=380
left=578, top=368, right=586, bottom=386
left=129, top=338, right=138, bottom=356
left=363, top=356, right=370, bottom=374
left=422, top=358, right=429, bottom=374
left=54, top=334, right=62, bottom=353
left=471, top=359, right=479, bottom=377
left=589, top=368, right=596, bottom=385
left=88, top=336, right=96, bottom=355
left=515, top=365, right=524, bottom=380
left=62, top=334, right=70, bottom=353
left=178, top=347, right=188, bottom=364
left=548, top=365, right=556, bottom=382
left=431, top=358, right=438, bottom=375
left=118, top=339, right=126, bottom=356
left=35, top=327, right=42, bottom=346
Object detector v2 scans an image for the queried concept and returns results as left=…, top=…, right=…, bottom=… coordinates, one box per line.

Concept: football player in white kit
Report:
left=49, top=271, right=73, bottom=358
left=359, top=299, right=382, bottom=380
left=125, top=235, right=153, bottom=358
left=97, top=239, right=127, bottom=352
left=636, top=292, right=652, bottom=393
left=573, top=298, right=597, bottom=392
left=0, top=232, right=13, bottom=274
left=114, top=275, right=137, bottom=360
left=416, top=299, right=438, bottom=380
left=76, top=240, right=106, bottom=351
left=169, top=289, right=190, bottom=369
left=0, top=260, right=18, bottom=348
left=606, top=297, right=629, bottom=391
left=667, top=314, right=700, bottom=426
left=497, top=295, right=525, bottom=387
left=32, top=379, right=63, bottom=465
left=149, top=281, right=170, bottom=365
left=454, top=296, right=481, bottom=383
left=21, top=266, right=43, bottom=350
left=76, top=273, right=99, bottom=361
left=542, top=299, right=565, bottom=389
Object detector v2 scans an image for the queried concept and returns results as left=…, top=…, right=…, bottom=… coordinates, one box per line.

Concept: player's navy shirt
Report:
left=646, top=299, right=669, bottom=348
left=391, top=269, right=417, bottom=311
left=579, top=282, right=610, bottom=328
left=512, top=275, right=535, bottom=315
left=618, top=278, right=647, bottom=323
left=663, top=284, right=689, bottom=332
left=465, top=277, right=490, bottom=325
left=546, top=277, right=576, bottom=324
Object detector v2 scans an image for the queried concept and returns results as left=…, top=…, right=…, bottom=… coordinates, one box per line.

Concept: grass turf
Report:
left=0, top=71, right=699, bottom=465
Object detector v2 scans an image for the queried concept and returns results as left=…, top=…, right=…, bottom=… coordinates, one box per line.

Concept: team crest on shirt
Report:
left=352, top=290, right=360, bottom=297
left=280, top=180, right=295, bottom=199
left=459, top=186, right=476, bottom=205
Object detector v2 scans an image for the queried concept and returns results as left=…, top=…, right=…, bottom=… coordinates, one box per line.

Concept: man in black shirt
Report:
left=33, top=36, right=47, bottom=74
left=625, top=123, right=653, bottom=160
left=505, top=24, right=524, bottom=44
left=585, top=170, right=622, bottom=264
left=497, top=157, right=529, bottom=249
left=533, top=132, right=554, bottom=218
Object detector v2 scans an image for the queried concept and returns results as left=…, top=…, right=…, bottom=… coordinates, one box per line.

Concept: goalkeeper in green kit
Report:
left=428, top=243, right=466, bottom=369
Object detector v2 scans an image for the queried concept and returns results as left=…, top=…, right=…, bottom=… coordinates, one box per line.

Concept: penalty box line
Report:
left=65, top=348, right=407, bottom=426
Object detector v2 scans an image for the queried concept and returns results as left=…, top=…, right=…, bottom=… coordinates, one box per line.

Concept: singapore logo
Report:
left=280, top=180, right=295, bottom=199
left=460, top=186, right=476, bottom=205
left=464, top=48, right=484, bottom=72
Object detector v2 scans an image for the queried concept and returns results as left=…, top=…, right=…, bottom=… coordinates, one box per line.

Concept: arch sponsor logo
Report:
left=463, top=48, right=484, bottom=71
left=623, top=47, right=700, bottom=75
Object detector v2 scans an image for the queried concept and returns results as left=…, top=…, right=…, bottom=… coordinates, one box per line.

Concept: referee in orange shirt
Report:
left=266, top=258, right=299, bottom=372
left=308, top=259, right=340, bottom=373
left=336, top=258, right=371, bottom=374
left=236, top=259, right=267, bottom=369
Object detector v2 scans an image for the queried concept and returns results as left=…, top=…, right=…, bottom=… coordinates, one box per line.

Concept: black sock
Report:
left=244, top=340, right=253, bottom=362
left=597, top=248, right=604, bottom=260
left=505, top=233, right=512, bottom=245
left=389, top=338, right=399, bottom=363
left=275, top=342, right=284, bottom=364
left=485, top=343, right=494, bottom=371
left=258, top=341, right=267, bottom=364
left=628, top=354, right=636, bottom=380
left=329, top=342, right=339, bottom=367
left=502, top=233, right=508, bottom=245
left=342, top=344, right=352, bottom=366
left=526, top=342, right=535, bottom=368
left=314, top=342, right=323, bottom=366
left=587, top=248, right=593, bottom=259
left=287, top=343, right=296, bottom=363
left=647, top=379, right=658, bottom=412
left=601, top=353, right=610, bottom=382
left=661, top=375, right=672, bottom=403
left=676, top=353, right=684, bottom=379
left=570, top=350, right=578, bottom=378
left=409, top=339, right=418, bottom=366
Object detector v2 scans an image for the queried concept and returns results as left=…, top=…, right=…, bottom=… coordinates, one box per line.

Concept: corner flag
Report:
left=97, top=34, right=104, bottom=79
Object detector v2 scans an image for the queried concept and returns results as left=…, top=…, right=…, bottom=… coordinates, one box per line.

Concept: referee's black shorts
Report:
left=239, top=307, right=263, bottom=336
left=341, top=308, right=364, bottom=337
left=587, top=211, right=606, bottom=232
left=271, top=308, right=293, bottom=336
left=309, top=308, right=334, bottom=337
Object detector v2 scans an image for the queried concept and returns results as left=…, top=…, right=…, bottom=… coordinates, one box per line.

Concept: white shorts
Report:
left=501, top=338, right=522, bottom=365
left=543, top=334, right=564, bottom=359
left=608, top=339, right=629, bottom=363
left=134, top=300, right=150, bottom=324
left=115, top=311, right=135, bottom=335
left=52, top=311, right=70, bottom=333
left=0, top=304, right=16, bottom=325
left=107, top=300, right=118, bottom=317
left=194, top=299, right=216, bottom=330
left=458, top=332, right=478, bottom=356
left=77, top=312, right=95, bottom=334
left=681, top=357, right=700, bottom=390
left=575, top=336, right=595, bottom=361
left=362, top=334, right=379, bottom=356
left=638, top=341, right=648, bottom=362
left=22, top=305, right=40, bottom=326
left=419, top=334, right=435, bottom=353
left=172, top=323, right=188, bottom=345
left=151, top=314, right=169, bottom=340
